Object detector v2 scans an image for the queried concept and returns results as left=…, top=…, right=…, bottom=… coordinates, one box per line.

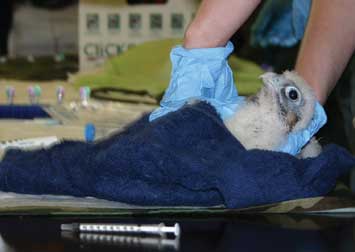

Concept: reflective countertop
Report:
left=0, top=214, right=353, bottom=252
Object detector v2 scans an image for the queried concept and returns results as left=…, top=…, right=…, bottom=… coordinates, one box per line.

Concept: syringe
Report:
left=61, top=223, right=180, bottom=237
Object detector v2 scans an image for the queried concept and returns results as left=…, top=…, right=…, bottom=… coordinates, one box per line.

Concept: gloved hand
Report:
left=149, top=41, right=242, bottom=121
left=277, top=102, right=327, bottom=156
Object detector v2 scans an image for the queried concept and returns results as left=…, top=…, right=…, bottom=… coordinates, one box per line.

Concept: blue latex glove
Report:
left=251, top=0, right=311, bottom=48
left=149, top=41, right=241, bottom=121
left=277, top=102, right=327, bottom=155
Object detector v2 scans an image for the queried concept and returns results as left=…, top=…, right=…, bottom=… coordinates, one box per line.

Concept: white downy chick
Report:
left=224, top=71, right=321, bottom=158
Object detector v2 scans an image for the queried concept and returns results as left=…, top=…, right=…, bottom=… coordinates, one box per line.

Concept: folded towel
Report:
left=1, top=102, right=354, bottom=208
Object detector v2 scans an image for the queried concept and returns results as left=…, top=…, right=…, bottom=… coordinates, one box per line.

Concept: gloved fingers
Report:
left=276, top=102, right=327, bottom=156
left=170, top=45, right=234, bottom=85
left=150, top=42, right=241, bottom=122
left=160, top=63, right=216, bottom=104
left=306, top=102, right=328, bottom=136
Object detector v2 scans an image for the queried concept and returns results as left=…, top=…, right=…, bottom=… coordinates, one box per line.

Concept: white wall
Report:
left=79, top=0, right=199, bottom=71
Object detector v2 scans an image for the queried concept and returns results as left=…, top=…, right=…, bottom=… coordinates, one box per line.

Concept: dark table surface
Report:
left=0, top=214, right=353, bottom=252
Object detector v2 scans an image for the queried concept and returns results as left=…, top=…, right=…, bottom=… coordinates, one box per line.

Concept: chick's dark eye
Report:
left=288, top=89, right=298, bottom=100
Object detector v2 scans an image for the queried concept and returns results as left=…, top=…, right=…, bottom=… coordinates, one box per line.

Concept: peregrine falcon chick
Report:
left=224, top=71, right=321, bottom=158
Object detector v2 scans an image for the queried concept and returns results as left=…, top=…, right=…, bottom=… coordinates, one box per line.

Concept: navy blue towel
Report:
left=0, top=102, right=354, bottom=208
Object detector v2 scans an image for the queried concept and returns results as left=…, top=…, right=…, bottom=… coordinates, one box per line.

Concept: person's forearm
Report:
left=296, top=0, right=355, bottom=105
left=184, top=0, right=261, bottom=49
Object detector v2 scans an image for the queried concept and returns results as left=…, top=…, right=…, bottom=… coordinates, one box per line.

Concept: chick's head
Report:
left=259, top=71, right=316, bottom=132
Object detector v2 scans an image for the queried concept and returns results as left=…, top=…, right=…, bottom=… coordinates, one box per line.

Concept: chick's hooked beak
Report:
left=260, top=72, right=280, bottom=97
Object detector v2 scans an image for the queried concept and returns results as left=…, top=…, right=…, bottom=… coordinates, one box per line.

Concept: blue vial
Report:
left=85, top=123, right=96, bottom=142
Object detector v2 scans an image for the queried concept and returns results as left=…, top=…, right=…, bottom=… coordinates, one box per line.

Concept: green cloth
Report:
left=74, top=39, right=264, bottom=100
